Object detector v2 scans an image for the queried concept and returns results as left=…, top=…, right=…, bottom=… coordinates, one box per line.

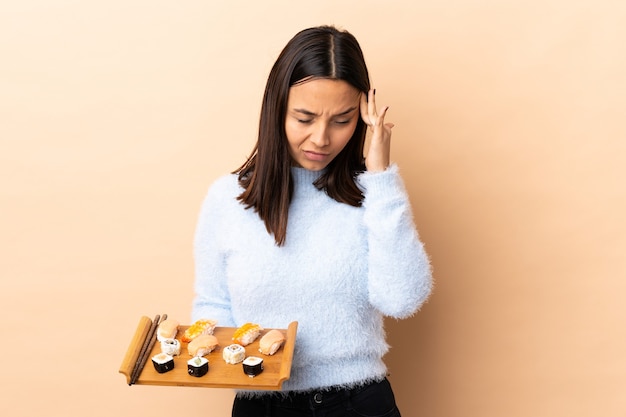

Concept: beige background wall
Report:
left=1, top=1, right=624, bottom=416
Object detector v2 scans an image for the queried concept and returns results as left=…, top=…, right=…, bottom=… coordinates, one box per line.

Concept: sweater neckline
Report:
left=291, top=167, right=325, bottom=184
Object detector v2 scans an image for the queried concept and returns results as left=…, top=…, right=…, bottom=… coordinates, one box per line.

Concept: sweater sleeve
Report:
left=191, top=178, right=237, bottom=326
left=357, top=164, right=433, bottom=318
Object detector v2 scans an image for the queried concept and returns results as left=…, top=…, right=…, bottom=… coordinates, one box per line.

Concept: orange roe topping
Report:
left=233, top=323, right=261, bottom=340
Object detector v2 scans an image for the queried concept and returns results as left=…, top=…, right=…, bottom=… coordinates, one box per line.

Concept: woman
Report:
left=192, top=25, right=432, bottom=416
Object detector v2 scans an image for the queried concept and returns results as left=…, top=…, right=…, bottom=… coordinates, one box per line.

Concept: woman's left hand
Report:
left=360, top=89, right=394, bottom=172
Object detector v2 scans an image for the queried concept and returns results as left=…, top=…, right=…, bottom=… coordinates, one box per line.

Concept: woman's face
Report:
left=285, top=78, right=361, bottom=171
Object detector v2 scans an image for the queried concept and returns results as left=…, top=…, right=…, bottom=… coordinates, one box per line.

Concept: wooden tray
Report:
left=119, top=316, right=298, bottom=390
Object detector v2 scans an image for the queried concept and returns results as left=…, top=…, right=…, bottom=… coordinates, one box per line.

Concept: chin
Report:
left=291, top=157, right=329, bottom=171
left=300, top=162, right=329, bottom=171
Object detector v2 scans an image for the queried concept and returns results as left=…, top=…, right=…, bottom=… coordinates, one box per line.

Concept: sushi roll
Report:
left=161, top=338, right=181, bottom=356
left=232, top=323, right=263, bottom=346
left=223, top=344, right=246, bottom=364
left=258, top=329, right=285, bottom=356
left=187, top=356, right=209, bottom=377
left=242, top=356, right=264, bottom=377
left=182, top=319, right=217, bottom=343
left=151, top=353, right=175, bottom=373
left=157, top=318, right=179, bottom=342
left=187, top=334, right=219, bottom=357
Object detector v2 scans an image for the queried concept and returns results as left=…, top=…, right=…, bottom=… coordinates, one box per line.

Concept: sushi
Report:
left=187, top=356, right=209, bottom=377
left=242, top=356, right=264, bottom=377
left=223, top=344, right=246, bottom=364
left=156, top=318, right=179, bottom=342
left=151, top=353, right=175, bottom=373
left=187, top=334, right=219, bottom=357
left=232, top=323, right=263, bottom=346
left=258, top=329, right=285, bottom=356
left=160, top=338, right=181, bottom=356
left=181, top=319, right=217, bottom=343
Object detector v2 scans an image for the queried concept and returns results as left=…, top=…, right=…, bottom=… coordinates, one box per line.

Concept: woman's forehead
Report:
left=287, top=79, right=360, bottom=115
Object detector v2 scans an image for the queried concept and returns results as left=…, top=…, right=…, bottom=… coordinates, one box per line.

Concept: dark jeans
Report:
left=232, top=378, right=401, bottom=417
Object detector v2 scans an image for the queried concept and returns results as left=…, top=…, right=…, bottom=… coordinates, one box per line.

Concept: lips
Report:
left=303, top=150, right=329, bottom=162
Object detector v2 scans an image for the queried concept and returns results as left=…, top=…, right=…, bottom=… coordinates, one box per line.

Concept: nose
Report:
left=309, top=122, right=330, bottom=147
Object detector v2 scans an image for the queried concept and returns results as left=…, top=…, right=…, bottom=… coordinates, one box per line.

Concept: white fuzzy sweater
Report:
left=192, top=164, right=432, bottom=393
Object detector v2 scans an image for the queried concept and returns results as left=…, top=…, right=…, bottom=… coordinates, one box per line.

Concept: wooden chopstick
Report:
left=129, top=314, right=159, bottom=385
left=130, top=314, right=167, bottom=385
left=140, top=314, right=167, bottom=372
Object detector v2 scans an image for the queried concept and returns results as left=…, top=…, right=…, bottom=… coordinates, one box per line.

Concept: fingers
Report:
left=367, top=89, right=377, bottom=120
left=360, top=89, right=391, bottom=128
left=360, top=92, right=369, bottom=123
left=377, top=105, right=390, bottom=127
left=361, top=88, right=394, bottom=172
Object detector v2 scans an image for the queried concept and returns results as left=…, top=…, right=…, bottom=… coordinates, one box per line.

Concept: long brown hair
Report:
left=235, top=26, right=371, bottom=246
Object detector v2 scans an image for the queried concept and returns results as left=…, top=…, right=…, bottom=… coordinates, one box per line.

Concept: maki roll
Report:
left=161, top=338, right=181, bottom=356
left=242, top=356, right=264, bottom=377
left=151, top=353, right=175, bottom=373
left=187, top=356, right=209, bottom=377
left=223, top=344, right=246, bottom=364
left=232, top=323, right=263, bottom=346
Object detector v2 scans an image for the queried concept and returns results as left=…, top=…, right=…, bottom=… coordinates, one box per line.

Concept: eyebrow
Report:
left=292, top=106, right=358, bottom=117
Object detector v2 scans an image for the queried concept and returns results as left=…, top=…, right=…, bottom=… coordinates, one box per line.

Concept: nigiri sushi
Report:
left=181, top=319, right=217, bottom=343
left=156, top=318, right=179, bottom=342
left=258, top=329, right=285, bottom=355
left=188, top=334, right=219, bottom=357
left=232, top=323, right=263, bottom=346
